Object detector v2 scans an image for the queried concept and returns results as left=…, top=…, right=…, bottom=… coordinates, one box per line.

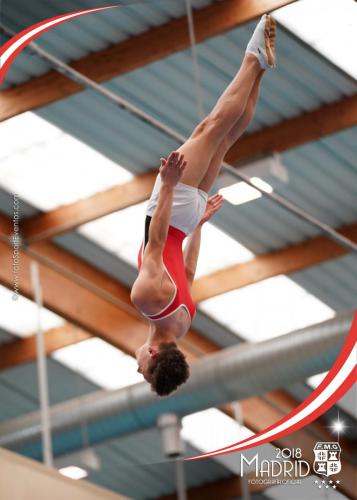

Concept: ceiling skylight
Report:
left=0, top=112, right=133, bottom=211
left=78, top=201, right=147, bottom=267
left=0, top=285, right=64, bottom=337
left=274, top=0, right=357, bottom=79
left=219, top=177, right=273, bottom=206
left=182, top=408, right=277, bottom=474
left=182, top=408, right=253, bottom=453
left=52, top=337, right=143, bottom=390
left=199, top=275, right=335, bottom=341
left=79, top=201, right=254, bottom=276
left=194, top=223, right=254, bottom=278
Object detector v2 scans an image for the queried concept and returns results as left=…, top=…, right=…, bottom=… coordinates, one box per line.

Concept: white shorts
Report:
left=146, top=175, right=208, bottom=235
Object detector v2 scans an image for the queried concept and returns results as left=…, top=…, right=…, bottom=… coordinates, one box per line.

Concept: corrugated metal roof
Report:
left=0, top=358, right=98, bottom=422
left=0, top=359, right=234, bottom=498
left=1, top=0, right=215, bottom=88
left=0, top=327, right=16, bottom=346
left=3, top=11, right=356, bottom=159
left=291, top=253, right=357, bottom=311
left=30, top=25, right=357, bottom=169
left=55, top=427, right=233, bottom=500
left=212, top=127, right=357, bottom=254
left=0, top=187, right=39, bottom=219
left=94, top=433, right=231, bottom=499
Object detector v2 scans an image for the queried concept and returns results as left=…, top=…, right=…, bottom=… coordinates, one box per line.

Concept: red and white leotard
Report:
left=138, top=224, right=196, bottom=322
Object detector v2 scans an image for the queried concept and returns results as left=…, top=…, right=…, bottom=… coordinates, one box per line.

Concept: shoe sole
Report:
left=266, top=15, right=276, bottom=67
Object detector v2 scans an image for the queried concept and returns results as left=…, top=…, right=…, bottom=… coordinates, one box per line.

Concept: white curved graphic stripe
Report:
left=191, top=343, right=356, bottom=459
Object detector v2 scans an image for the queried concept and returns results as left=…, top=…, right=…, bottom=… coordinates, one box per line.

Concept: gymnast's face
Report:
left=135, top=344, right=158, bottom=382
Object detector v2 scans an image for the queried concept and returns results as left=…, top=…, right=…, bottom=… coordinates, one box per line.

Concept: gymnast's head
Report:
left=135, top=342, right=189, bottom=396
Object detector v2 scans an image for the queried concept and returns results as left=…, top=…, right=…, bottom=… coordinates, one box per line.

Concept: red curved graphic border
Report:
left=0, top=6, right=118, bottom=83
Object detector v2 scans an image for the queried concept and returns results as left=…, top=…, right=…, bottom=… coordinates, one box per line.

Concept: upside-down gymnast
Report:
left=131, top=15, right=277, bottom=396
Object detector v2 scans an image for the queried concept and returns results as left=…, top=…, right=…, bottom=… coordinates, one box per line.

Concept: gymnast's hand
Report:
left=159, top=151, right=187, bottom=188
left=199, top=194, right=224, bottom=225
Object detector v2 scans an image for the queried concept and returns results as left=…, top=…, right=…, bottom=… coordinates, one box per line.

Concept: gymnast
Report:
left=131, top=15, right=276, bottom=396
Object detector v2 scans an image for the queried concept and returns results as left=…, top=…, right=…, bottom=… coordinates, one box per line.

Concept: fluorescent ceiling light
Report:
left=187, top=223, right=254, bottom=278
left=219, top=177, right=273, bottom=206
left=52, top=337, right=143, bottom=390
left=274, top=0, right=357, bottom=79
left=182, top=409, right=283, bottom=475
left=0, top=285, right=64, bottom=337
left=0, top=112, right=133, bottom=211
left=59, top=466, right=88, bottom=480
left=199, top=276, right=335, bottom=341
left=182, top=408, right=253, bottom=454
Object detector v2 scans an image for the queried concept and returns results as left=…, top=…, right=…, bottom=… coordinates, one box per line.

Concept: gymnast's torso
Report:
left=137, top=217, right=195, bottom=339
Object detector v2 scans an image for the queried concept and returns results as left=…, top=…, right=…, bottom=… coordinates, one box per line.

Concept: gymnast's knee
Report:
left=191, top=113, right=224, bottom=141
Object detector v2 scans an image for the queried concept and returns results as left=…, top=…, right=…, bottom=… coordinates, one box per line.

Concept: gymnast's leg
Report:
left=177, top=15, right=275, bottom=189
left=198, top=70, right=265, bottom=193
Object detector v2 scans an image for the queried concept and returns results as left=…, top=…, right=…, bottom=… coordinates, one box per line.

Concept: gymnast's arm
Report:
left=131, top=153, right=186, bottom=309
left=145, top=152, right=186, bottom=260
left=184, top=194, right=224, bottom=287
left=184, top=225, right=202, bottom=287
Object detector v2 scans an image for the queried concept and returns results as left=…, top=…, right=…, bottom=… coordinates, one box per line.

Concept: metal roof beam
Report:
left=19, top=214, right=357, bottom=306
left=227, top=94, right=357, bottom=164
left=0, top=324, right=90, bottom=371
left=192, top=221, right=357, bottom=302
left=22, top=172, right=157, bottom=243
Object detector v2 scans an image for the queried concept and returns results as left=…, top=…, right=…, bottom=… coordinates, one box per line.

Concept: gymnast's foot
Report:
left=246, top=14, right=276, bottom=69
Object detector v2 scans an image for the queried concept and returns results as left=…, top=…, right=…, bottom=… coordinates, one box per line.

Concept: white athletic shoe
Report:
left=246, top=14, right=276, bottom=69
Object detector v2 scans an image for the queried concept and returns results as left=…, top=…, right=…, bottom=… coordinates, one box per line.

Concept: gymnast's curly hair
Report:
left=149, top=342, right=189, bottom=397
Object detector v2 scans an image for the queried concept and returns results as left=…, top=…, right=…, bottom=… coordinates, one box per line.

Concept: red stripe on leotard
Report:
left=138, top=225, right=196, bottom=322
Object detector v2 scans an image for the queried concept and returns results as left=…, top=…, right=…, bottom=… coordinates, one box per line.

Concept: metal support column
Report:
left=30, top=261, right=53, bottom=467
